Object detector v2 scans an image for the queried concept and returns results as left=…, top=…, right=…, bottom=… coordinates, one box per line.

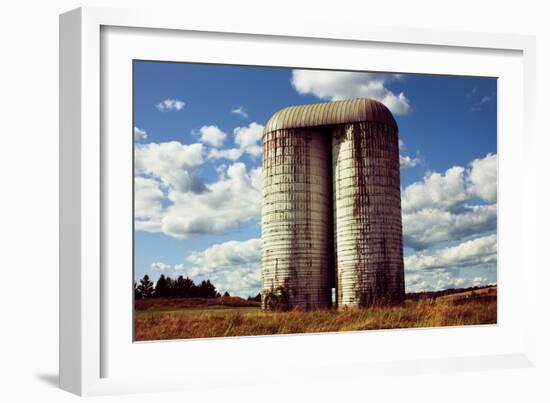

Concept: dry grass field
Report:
left=134, top=286, right=496, bottom=341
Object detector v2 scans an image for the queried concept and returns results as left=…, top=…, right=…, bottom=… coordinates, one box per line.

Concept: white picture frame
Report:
left=59, top=6, right=537, bottom=396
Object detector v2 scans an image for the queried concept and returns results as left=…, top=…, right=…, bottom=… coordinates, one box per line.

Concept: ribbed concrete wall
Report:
left=261, top=128, right=333, bottom=310
left=261, top=98, right=405, bottom=311
left=332, top=122, right=404, bottom=307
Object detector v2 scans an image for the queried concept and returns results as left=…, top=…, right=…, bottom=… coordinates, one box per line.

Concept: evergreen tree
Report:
left=198, top=279, right=217, bottom=298
left=181, top=276, right=197, bottom=297
left=135, top=274, right=228, bottom=299
left=154, top=274, right=168, bottom=298
left=137, top=275, right=154, bottom=299
left=165, top=276, right=175, bottom=298
left=134, top=282, right=141, bottom=300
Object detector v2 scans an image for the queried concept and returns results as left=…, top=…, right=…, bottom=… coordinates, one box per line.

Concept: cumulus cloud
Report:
left=208, top=122, right=264, bottom=161
left=208, top=147, right=243, bottom=161
left=135, top=147, right=262, bottom=239
left=291, top=70, right=411, bottom=115
left=134, top=176, right=164, bottom=232
left=405, top=272, right=466, bottom=293
left=404, top=235, right=496, bottom=292
left=198, top=125, right=227, bottom=148
left=398, top=139, right=421, bottom=169
left=405, top=234, right=497, bottom=272
left=403, top=204, right=497, bottom=250
left=161, top=162, right=262, bottom=239
left=400, top=155, right=421, bottom=169
left=134, top=123, right=263, bottom=240
left=405, top=270, right=493, bottom=293
left=471, top=276, right=490, bottom=287
left=134, top=127, right=147, bottom=142
left=402, top=153, right=497, bottom=213
left=231, top=106, right=248, bottom=118
left=151, top=262, right=171, bottom=271
left=156, top=98, right=185, bottom=111
left=135, top=141, right=206, bottom=193
left=184, top=239, right=261, bottom=296
left=468, top=153, right=497, bottom=202
left=234, top=123, right=263, bottom=157
left=402, top=166, right=469, bottom=213
left=402, top=153, right=497, bottom=250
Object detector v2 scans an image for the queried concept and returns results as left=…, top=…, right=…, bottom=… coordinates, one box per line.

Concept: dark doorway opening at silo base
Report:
left=261, top=98, right=405, bottom=312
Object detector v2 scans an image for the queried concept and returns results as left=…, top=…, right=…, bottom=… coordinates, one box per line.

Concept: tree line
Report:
left=134, top=274, right=226, bottom=300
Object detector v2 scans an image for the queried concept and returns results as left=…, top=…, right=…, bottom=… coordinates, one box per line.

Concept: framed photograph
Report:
left=60, top=6, right=537, bottom=396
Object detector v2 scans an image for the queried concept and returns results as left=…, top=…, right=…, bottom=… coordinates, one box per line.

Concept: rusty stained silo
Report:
left=261, top=122, right=333, bottom=311
left=332, top=107, right=405, bottom=307
left=261, top=99, right=405, bottom=311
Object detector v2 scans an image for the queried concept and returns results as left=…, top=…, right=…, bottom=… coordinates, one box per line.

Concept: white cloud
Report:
left=134, top=127, right=147, bottom=142
left=471, top=276, right=490, bottom=287
left=402, top=154, right=497, bottom=250
left=151, top=262, right=171, bottom=271
left=174, top=263, right=185, bottom=271
left=400, top=155, right=421, bottom=169
left=208, top=147, right=243, bottom=161
left=134, top=176, right=164, bottom=232
left=468, top=153, right=497, bottom=202
left=156, top=98, right=185, bottom=111
left=185, top=239, right=262, bottom=296
left=291, top=70, right=411, bottom=115
left=134, top=126, right=263, bottom=239
left=405, top=234, right=497, bottom=272
left=161, top=162, right=262, bottom=239
left=231, top=106, right=248, bottom=118
left=403, top=204, right=497, bottom=250
left=208, top=122, right=264, bottom=161
left=198, top=125, right=227, bottom=148
left=135, top=141, right=205, bottom=193
left=402, top=154, right=497, bottom=214
left=398, top=139, right=421, bottom=169
left=135, top=152, right=262, bottom=239
left=402, top=166, right=469, bottom=213
left=406, top=270, right=478, bottom=293
left=234, top=122, right=263, bottom=157
left=404, top=235, right=496, bottom=292
left=187, top=238, right=261, bottom=271
left=135, top=160, right=261, bottom=240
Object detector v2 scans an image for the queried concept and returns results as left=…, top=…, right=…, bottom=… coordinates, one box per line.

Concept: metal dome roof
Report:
left=264, top=98, right=397, bottom=134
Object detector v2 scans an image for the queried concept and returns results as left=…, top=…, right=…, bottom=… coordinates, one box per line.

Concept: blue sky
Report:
left=133, top=61, right=497, bottom=297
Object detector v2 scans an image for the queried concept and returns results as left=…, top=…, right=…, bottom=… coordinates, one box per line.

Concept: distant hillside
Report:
left=406, top=285, right=496, bottom=301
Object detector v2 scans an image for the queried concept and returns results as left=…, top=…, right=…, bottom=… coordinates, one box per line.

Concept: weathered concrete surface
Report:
left=261, top=128, right=333, bottom=310
left=332, top=122, right=404, bottom=307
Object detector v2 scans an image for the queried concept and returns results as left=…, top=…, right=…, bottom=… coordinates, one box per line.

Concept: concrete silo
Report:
left=331, top=101, right=404, bottom=307
left=261, top=118, right=333, bottom=311
left=261, top=98, right=404, bottom=311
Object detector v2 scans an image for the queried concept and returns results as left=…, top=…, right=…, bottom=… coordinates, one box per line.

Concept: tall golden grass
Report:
left=134, top=295, right=496, bottom=341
